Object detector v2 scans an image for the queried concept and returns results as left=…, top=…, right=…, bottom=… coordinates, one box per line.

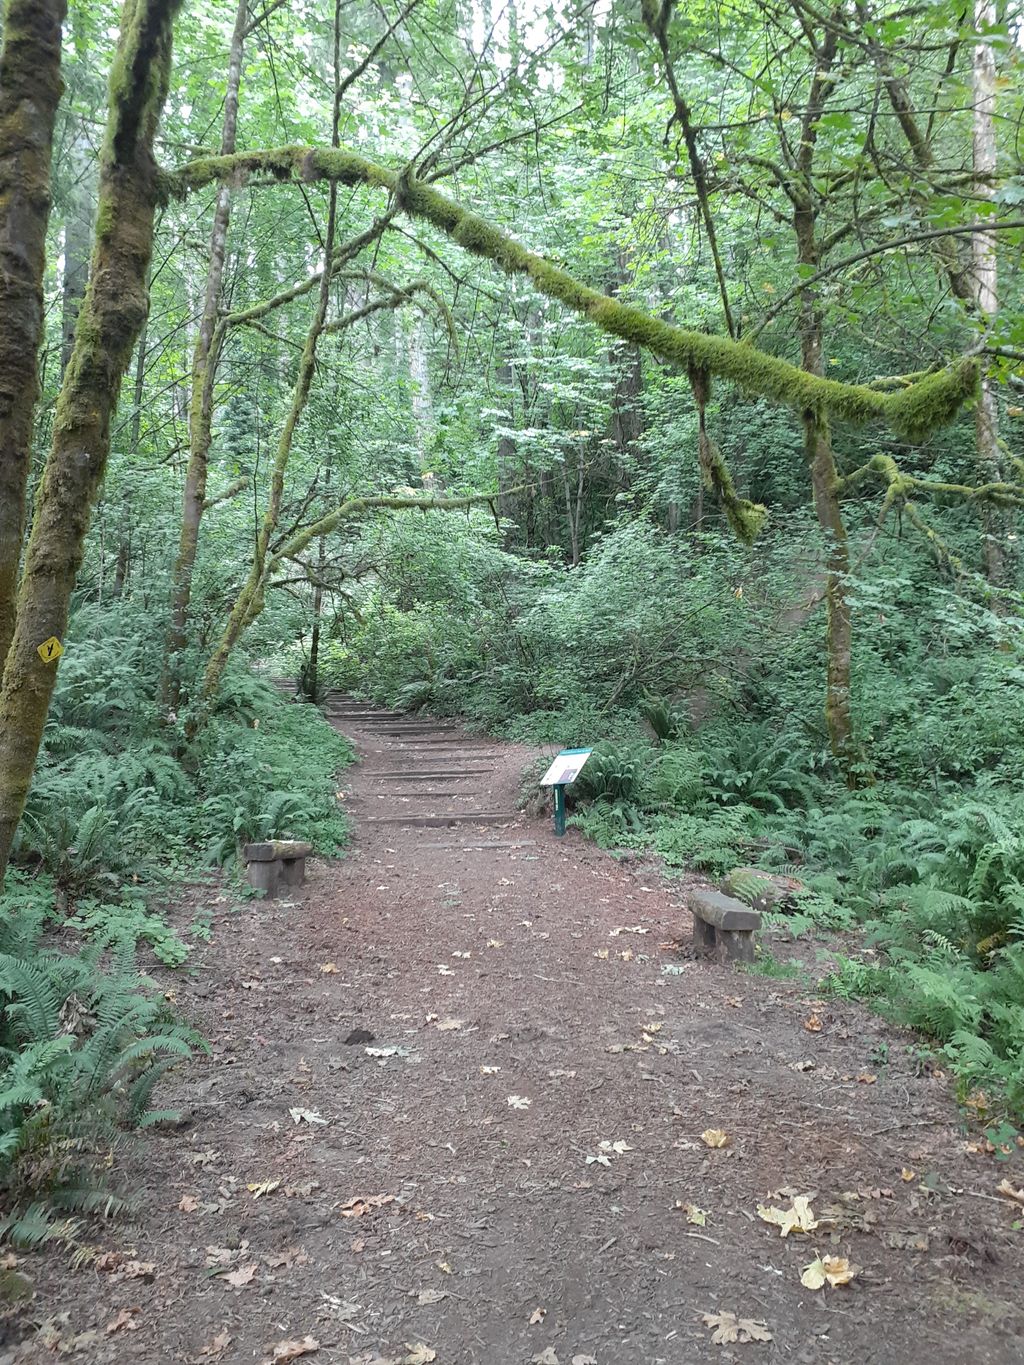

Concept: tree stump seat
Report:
left=688, top=890, right=762, bottom=965
left=242, top=839, right=312, bottom=898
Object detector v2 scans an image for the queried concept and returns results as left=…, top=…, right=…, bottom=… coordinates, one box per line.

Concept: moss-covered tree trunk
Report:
left=164, top=0, right=248, bottom=708
left=0, top=0, right=67, bottom=673
left=0, top=0, right=183, bottom=886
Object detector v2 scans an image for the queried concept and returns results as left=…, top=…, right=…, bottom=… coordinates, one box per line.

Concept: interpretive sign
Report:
left=540, top=748, right=593, bottom=787
left=539, top=748, right=593, bottom=837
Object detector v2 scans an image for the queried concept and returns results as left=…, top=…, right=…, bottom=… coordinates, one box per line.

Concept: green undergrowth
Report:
left=2, top=601, right=352, bottom=1236
left=569, top=732, right=1024, bottom=1121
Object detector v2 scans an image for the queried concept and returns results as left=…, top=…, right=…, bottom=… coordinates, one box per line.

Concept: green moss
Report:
left=171, top=146, right=979, bottom=441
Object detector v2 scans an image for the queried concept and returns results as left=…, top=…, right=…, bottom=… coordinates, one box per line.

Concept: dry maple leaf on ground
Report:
left=404, top=1345, right=436, bottom=1364
left=199, top=1329, right=232, bottom=1358
left=266, top=1337, right=320, bottom=1364
left=996, top=1177, right=1024, bottom=1207
left=223, top=1263, right=259, bottom=1288
left=339, top=1194, right=396, bottom=1217
left=757, top=1195, right=818, bottom=1237
left=800, top=1254, right=861, bottom=1290
left=701, top=1312, right=773, bottom=1344
left=701, top=1129, right=730, bottom=1148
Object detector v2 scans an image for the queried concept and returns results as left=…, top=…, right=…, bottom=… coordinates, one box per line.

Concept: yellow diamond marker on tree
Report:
left=37, top=637, right=64, bottom=664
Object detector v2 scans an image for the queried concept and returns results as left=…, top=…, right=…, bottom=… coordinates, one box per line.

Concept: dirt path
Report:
left=9, top=696, right=1024, bottom=1365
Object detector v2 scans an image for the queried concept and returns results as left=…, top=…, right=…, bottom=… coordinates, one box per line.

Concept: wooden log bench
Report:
left=688, top=890, right=762, bottom=965
left=242, top=839, right=312, bottom=898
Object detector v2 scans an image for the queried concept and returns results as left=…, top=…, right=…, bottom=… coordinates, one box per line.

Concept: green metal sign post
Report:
left=540, top=747, right=593, bottom=838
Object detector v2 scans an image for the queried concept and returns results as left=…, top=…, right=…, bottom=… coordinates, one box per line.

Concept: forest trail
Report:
left=15, top=701, right=1024, bottom=1365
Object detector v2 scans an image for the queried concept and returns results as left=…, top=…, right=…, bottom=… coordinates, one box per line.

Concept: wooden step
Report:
left=365, top=812, right=515, bottom=828
left=362, top=769, right=494, bottom=779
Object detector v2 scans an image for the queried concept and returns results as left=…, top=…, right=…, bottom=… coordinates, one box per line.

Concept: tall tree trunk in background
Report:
left=61, top=143, right=94, bottom=374
left=165, top=0, right=248, bottom=707
left=972, top=0, right=1006, bottom=584
left=495, top=358, right=518, bottom=531
left=406, top=309, right=436, bottom=482
left=111, top=314, right=149, bottom=598
left=0, top=0, right=67, bottom=674
left=0, top=0, right=183, bottom=886
left=793, top=19, right=857, bottom=769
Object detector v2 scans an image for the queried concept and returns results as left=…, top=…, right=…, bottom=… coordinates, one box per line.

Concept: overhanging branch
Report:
left=168, top=146, right=978, bottom=443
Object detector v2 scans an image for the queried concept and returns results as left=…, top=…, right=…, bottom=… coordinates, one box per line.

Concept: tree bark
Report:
left=0, top=0, right=67, bottom=673
left=971, top=0, right=1006, bottom=584
left=0, top=0, right=183, bottom=885
left=164, top=0, right=248, bottom=706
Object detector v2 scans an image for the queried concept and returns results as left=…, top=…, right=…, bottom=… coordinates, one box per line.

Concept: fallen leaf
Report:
left=415, top=1288, right=448, bottom=1306
left=403, top=1345, right=436, bottom=1365
left=701, top=1129, right=730, bottom=1149
left=452, top=951, right=471, bottom=959
left=320, top=963, right=340, bottom=974
left=480, top=1065, right=500, bottom=1075
left=598, top=1140, right=633, bottom=1155
left=609, top=926, right=649, bottom=936
left=585, top=1153, right=611, bottom=1167
left=803, top=1014, right=823, bottom=1033
left=105, top=1309, right=139, bottom=1335
left=675, top=1202, right=707, bottom=1226
left=532, top=1351, right=559, bottom=1365
left=200, top=1329, right=233, bottom=1357
left=247, top=1179, right=280, bottom=1198
left=701, top=1312, right=772, bottom=1345
left=571, top=1356, right=597, bottom=1365
left=179, top=1194, right=200, bottom=1212
left=289, top=1108, right=328, bottom=1126
left=268, top=1337, right=320, bottom=1363
left=996, top=1177, right=1024, bottom=1207
left=434, top=1018, right=464, bottom=1031
left=594, top=949, right=610, bottom=960
left=339, top=1193, right=395, bottom=1218
left=507, top=1095, right=531, bottom=1109
left=757, top=1195, right=818, bottom=1237
left=487, top=939, right=504, bottom=948
left=529, top=1306, right=548, bottom=1325
left=224, top=1264, right=258, bottom=1288
left=435, top=1260, right=452, bottom=1274
left=789, top=1059, right=815, bottom=1072
left=619, top=948, right=634, bottom=961
left=901, top=1168, right=916, bottom=1182
left=800, top=1254, right=860, bottom=1290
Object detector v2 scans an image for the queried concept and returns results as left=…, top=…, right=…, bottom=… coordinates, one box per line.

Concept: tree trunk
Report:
left=61, top=136, right=94, bottom=375
left=0, top=0, right=183, bottom=885
left=0, top=0, right=67, bottom=673
left=165, top=0, right=248, bottom=707
left=972, top=0, right=1006, bottom=584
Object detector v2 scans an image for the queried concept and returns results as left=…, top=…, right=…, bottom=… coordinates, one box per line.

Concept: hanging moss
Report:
left=171, top=148, right=980, bottom=441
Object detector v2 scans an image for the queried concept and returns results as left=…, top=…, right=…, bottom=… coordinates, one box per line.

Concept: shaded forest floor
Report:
left=8, top=703, right=1024, bottom=1365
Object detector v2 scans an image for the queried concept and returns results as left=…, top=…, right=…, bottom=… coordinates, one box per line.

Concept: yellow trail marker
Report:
left=37, top=637, right=64, bottom=664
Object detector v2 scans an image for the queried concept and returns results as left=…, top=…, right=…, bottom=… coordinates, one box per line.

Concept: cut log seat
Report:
left=242, top=839, right=313, bottom=898
left=688, top=889, right=762, bottom=965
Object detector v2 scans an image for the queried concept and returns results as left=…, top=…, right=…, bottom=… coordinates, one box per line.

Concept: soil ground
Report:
left=6, top=695, right=1024, bottom=1365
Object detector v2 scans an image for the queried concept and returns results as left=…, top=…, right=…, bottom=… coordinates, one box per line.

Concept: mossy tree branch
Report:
left=169, top=146, right=979, bottom=444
